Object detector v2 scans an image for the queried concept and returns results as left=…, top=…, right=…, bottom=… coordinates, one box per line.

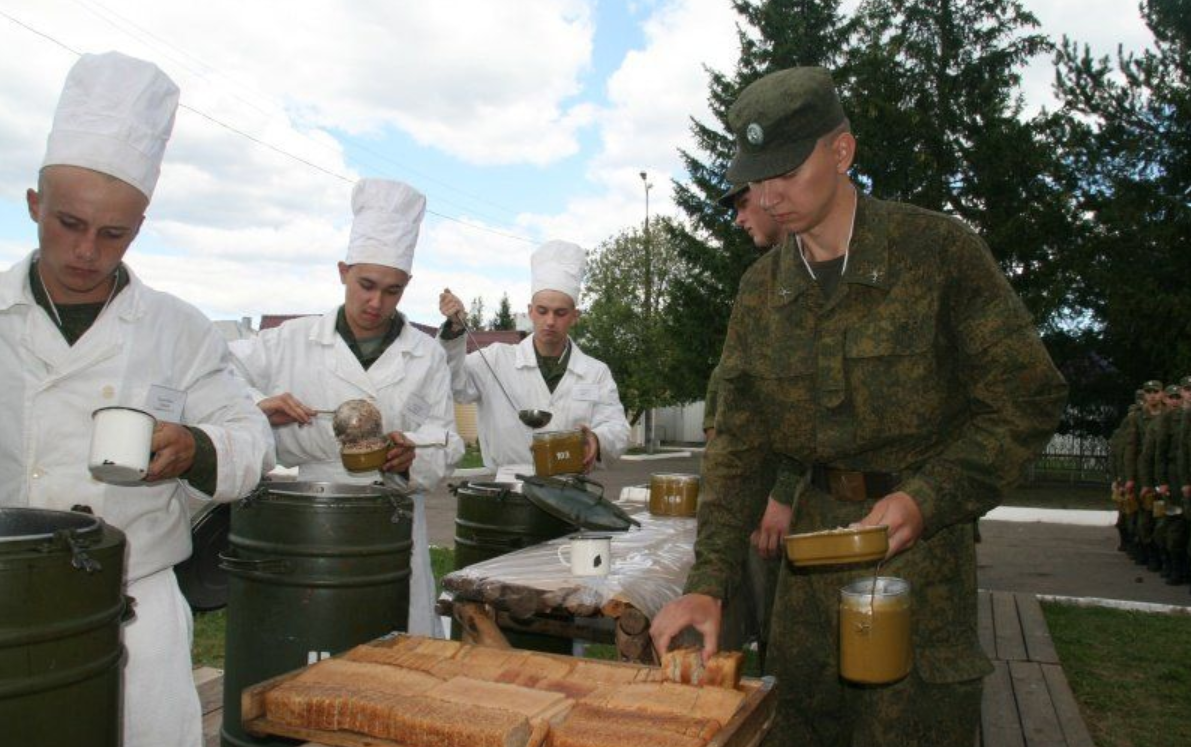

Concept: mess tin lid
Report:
left=517, top=473, right=640, bottom=531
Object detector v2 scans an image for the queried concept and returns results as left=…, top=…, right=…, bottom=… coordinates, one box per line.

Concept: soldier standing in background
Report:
left=1109, top=391, right=1143, bottom=552
left=705, top=182, right=791, bottom=663
left=1166, top=377, right=1191, bottom=584
left=1138, top=381, right=1175, bottom=570
left=651, top=67, right=1067, bottom=747
left=1124, top=381, right=1164, bottom=563
left=1144, top=385, right=1182, bottom=576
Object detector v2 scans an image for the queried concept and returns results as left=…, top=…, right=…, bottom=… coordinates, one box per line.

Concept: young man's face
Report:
left=27, top=165, right=147, bottom=303
left=338, top=261, right=408, bottom=337
left=733, top=189, right=784, bottom=249
left=528, top=290, right=579, bottom=346
left=751, top=131, right=855, bottom=235
left=1144, top=389, right=1163, bottom=410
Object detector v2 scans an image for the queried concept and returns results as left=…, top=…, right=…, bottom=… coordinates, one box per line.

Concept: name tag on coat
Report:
left=573, top=384, right=599, bottom=402
left=404, top=393, right=431, bottom=422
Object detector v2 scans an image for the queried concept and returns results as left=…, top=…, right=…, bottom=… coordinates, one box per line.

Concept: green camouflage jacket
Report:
left=1124, top=408, right=1157, bottom=484
left=1139, top=410, right=1172, bottom=488
left=685, top=194, right=1066, bottom=677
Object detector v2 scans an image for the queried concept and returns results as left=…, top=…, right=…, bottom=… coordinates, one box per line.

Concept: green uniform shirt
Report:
left=535, top=341, right=572, bottom=394
left=1124, top=408, right=1156, bottom=484
left=28, top=261, right=219, bottom=496
left=336, top=306, right=403, bottom=371
left=687, top=194, right=1066, bottom=681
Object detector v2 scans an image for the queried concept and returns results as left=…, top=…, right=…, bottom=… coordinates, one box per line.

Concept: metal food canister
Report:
left=839, top=576, right=912, bottom=685
left=220, top=482, right=413, bottom=747
left=0, top=508, right=127, bottom=747
left=531, top=428, right=586, bottom=476
left=648, top=473, right=700, bottom=517
left=451, top=481, right=576, bottom=570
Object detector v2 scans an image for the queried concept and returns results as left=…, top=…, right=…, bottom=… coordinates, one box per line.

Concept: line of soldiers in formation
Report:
left=1108, top=378, right=1191, bottom=588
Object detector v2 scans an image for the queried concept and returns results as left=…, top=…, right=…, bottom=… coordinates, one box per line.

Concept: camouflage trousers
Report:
left=1165, top=515, right=1189, bottom=555
left=761, top=565, right=982, bottom=747
left=721, top=546, right=781, bottom=653
left=1136, top=509, right=1155, bottom=545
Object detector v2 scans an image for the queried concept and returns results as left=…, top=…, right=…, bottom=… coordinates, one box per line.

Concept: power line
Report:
left=70, top=0, right=532, bottom=225
left=0, top=7, right=538, bottom=245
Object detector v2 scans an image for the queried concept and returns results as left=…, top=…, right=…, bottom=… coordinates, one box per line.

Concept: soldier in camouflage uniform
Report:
left=1143, top=385, right=1182, bottom=574
left=1135, top=381, right=1170, bottom=567
left=707, top=182, right=791, bottom=661
left=1160, top=377, right=1191, bottom=584
left=1108, top=393, right=1142, bottom=552
left=651, top=67, right=1067, bottom=747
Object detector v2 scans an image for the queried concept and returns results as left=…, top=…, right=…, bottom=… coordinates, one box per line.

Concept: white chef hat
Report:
left=344, top=179, right=426, bottom=273
left=530, top=240, right=586, bottom=304
left=42, top=52, right=179, bottom=200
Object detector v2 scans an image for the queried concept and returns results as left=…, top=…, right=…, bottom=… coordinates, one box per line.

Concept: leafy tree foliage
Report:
left=1049, top=0, right=1191, bottom=431
left=490, top=293, right=515, bottom=331
left=574, top=219, right=683, bottom=423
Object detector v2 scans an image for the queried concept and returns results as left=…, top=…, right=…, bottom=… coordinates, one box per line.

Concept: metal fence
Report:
left=1025, top=433, right=1110, bottom=484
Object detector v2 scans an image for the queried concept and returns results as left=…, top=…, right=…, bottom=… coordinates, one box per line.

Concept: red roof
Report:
left=256, top=314, right=524, bottom=351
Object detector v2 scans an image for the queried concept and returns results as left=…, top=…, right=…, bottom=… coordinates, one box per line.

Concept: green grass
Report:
left=1042, top=602, right=1191, bottom=747
left=458, top=444, right=484, bottom=469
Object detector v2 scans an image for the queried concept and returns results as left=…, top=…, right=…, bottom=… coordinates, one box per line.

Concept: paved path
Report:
left=425, top=452, right=1191, bottom=609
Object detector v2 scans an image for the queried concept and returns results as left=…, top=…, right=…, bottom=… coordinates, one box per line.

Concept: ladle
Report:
left=452, top=313, right=553, bottom=429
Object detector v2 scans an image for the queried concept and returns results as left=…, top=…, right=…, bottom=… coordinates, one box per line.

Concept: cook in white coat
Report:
left=438, top=240, right=630, bottom=477
left=0, top=52, right=274, bottom=747
left=230, top=178, right=463, bottom=637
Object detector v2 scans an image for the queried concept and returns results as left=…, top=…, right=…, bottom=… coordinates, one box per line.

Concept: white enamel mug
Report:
left=89, top=407, right=156, bottom=483
left=557, top=533, right=612, bottom=577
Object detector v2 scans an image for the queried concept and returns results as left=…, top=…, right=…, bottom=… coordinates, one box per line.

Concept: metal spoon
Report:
left=451, top=313, right=553, bottom=429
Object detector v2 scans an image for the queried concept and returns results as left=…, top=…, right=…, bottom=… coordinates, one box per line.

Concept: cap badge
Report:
left=746, top=123, right=764, bottom=146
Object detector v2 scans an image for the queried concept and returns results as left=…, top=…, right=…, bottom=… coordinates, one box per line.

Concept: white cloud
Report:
left=521, top=0, right=739, bottom=246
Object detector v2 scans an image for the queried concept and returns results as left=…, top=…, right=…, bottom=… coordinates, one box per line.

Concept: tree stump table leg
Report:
left=615, top=606, right=658, bottom=664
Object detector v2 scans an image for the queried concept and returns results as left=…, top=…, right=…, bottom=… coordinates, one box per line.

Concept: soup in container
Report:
left=839, top=576, right=912, bottom=684
left=531, top=428, right=586, bottom=476
left=648, top=473, right=700, bottom=517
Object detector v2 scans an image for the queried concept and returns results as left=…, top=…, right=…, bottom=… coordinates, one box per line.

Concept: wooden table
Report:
left=438, top=508, right=697, bottom=663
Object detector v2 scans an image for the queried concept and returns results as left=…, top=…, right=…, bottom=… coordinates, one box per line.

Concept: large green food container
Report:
left=452, top=480, right=575, bottom=569
left=451, top=480, right=575, bottom=654
left=0, top=507, right=127, bottom=747
left=220, top=482, right=413, bottom=747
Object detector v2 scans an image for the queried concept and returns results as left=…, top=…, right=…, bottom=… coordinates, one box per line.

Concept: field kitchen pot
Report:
left=450, top=480, right=577, bottom=654
left=0, top=507, right=128, bottom=747
left=220, top=481, right=413, bottom=747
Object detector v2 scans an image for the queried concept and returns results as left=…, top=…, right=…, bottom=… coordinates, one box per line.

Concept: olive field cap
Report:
left=726, top=67, right=846, bottom=184
left=717, top=182, right=748, bottom=209
left=1143, top=380, right=1163, bottom=392
left=1166, top=385, right=1182, bottom=397
left=1180, top=375, right=1191, bottom=388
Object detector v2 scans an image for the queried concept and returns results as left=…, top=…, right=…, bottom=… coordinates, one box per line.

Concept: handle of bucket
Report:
left=51, top=528, right=103, bottom=574
left=121, top=594, right=137, bottom=623
left=569, top=474, right=605, bottom=499
left=218, top=551, right=292, bottom=575
left=239, top=483, right=271, bottom=508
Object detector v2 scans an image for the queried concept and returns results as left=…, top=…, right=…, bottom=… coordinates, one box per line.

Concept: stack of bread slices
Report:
left=259, top=637, right=748, bottom=747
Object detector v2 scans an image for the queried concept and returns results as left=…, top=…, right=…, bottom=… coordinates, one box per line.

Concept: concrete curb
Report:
left=450, top=467, right=493, bottom=478
left=983, top=507, right=1116, bottom=526
left=1035, top=593, right=1191, bottom=615
left=620, top=451, right=693, bottom=462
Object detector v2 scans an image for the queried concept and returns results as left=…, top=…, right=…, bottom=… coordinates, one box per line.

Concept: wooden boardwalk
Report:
left=977, top=590, right=1094, bottom=747
left=196, top=590, right=1093, bottom=747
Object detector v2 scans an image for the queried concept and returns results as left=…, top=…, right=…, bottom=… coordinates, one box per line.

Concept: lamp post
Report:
left=640, top=171, right=655, bottom=454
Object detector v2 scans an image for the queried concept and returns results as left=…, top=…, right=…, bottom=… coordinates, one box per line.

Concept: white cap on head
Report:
left=42, top=51, right=179, bottom=200
left=530, top=240, right=586, bottom=304
left=344, top=179, right=426, bottom=273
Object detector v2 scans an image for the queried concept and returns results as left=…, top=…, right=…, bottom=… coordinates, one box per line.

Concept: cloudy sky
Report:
left=0, top=0, right=1155, bottom=326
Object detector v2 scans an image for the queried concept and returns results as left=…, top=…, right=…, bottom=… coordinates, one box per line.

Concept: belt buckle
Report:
left=828, top=470, right=868, bottom=502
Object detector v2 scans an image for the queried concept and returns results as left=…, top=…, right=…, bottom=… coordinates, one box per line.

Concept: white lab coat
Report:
left=440, top=334, right=630, bottom=471
left=0, top=251, right=275, bottom=747
left=229, top=310, right=463, bottom=637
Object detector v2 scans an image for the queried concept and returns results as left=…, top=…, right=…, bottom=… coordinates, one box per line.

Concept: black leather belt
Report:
left=810, top=464, right=901, bottom=502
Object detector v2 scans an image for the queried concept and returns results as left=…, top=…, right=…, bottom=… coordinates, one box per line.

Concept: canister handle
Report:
left=218, top=552, right=292, bottom=575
